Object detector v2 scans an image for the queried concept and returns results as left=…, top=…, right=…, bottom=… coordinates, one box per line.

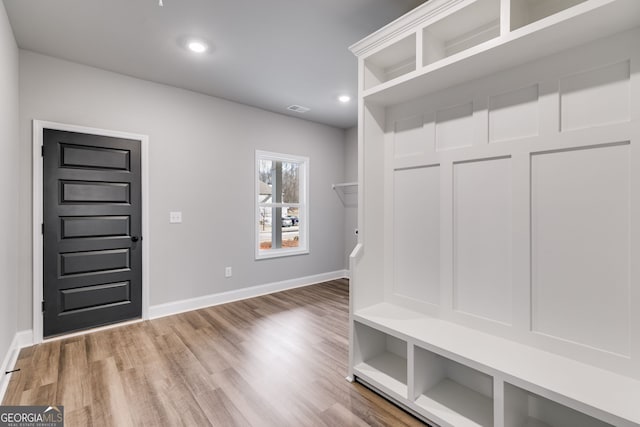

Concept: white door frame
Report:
left=32, top=120, right=150, bottom=344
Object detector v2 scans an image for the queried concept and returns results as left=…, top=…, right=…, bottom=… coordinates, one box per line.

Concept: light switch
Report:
left=169, top=211, right=182, bottom=223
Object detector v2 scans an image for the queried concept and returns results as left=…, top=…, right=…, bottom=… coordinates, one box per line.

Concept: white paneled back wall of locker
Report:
left=383, top=28, right=639, bottom=376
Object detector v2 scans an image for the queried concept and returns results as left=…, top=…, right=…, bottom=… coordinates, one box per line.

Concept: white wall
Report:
left=18, top=51, right=347, bottom=330
left=0, top=1, right=19, bottom=369
left=344, top=126, right=358, bottom=264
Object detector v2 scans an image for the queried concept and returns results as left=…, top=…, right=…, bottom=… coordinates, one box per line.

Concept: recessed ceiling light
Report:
left=338, top=95, right=351, bottom=103
left=187, top=40, right=208, bottom=53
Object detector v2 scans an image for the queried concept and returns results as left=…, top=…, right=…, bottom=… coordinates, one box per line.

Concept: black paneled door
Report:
left=43, top=129, right=142, bottom=337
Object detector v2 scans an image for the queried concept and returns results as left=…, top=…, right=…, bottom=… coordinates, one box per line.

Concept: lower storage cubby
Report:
left=504, top=383, right=612, bottom=427
left=413, top=346, right=493, bottom=427
left=353, top=321, right=408, bottom=398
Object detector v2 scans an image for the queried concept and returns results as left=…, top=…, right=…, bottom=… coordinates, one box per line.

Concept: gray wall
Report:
left=343, top=127, right=358, bottom=266
left=18, top=51, right=347, bottom=330
left=0, top=2, right=19, bottom=360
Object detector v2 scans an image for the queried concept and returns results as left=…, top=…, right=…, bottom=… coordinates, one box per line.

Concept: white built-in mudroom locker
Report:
left=347, top=0, right=640, bottom=426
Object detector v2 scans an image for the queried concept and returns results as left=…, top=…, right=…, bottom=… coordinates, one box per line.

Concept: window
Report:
left=255, top=150, right=309, bottom=259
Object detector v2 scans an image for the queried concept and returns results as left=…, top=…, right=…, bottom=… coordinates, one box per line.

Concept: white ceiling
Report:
left=3, top=0, right=425, bottom=129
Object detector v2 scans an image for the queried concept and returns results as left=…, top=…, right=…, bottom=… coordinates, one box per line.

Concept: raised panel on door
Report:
left=61, top=216, right=130, bottom=239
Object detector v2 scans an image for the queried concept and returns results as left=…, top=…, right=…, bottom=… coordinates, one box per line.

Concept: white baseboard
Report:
left=15, top=330, right=34, bottom=349
left=0, top=330, right=34, bottom=402
left=149, top=269, right=348, bottom=320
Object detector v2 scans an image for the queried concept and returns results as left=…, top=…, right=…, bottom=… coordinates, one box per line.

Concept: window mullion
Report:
left=273, top=161, right=282, bottom=249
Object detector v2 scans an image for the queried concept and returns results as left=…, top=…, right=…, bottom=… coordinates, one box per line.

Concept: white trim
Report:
left=14, top=330, right=33, bottom=349
left=149, top=269, right=348, bottom=320
left=348, top=0, right=466, bottom=57
left=0, top=330, right=33, bottom=402
left=0, top=335, right=20, bottom=401
left=32, top=120, right=150, bottom=344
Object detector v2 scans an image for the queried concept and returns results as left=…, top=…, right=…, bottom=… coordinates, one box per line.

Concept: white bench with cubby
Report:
left=352, top=302, right=640, bottom=426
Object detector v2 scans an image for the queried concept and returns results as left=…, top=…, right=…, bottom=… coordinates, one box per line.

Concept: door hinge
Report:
left=41, top=145, right=44, bottom=157
left=41, top=223, right=44, bottom=234
left=41, top=301, right=45, bottom=313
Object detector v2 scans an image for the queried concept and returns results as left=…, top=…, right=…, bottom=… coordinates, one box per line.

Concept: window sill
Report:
left=255, top=248, right=309, bottom=260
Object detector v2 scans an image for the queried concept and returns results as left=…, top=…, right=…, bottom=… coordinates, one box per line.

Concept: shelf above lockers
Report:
left=363, top=34, right=416, bottom=90
left=510, top=0, right=588, bottom=31
left=360, top=0, right=640, bottom=107
left=422, top=0, right=500, bottom=67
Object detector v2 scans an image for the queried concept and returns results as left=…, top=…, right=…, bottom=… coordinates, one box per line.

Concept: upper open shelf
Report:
left=511, top=0, right=588, bottom=31
left=423, top=0, right=500, bottom=67
left=364, top=34, right=416, bottom=90
left=355, top=0, right=640, bottom=107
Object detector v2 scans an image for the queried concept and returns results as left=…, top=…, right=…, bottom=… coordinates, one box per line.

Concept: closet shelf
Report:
left=332, top=182, right=358, bottom=191
left=332, top=182, right=358, bottom=205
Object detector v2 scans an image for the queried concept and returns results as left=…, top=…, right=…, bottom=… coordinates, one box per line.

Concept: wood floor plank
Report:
left=156, top=331, right=216, bottom=397
left=55, top=340, right=92, bottom=412
left=9, top=339, right=61, bottom=395
left=89, top=356, right=134, bottom=426
left=210, top=367, right=290, bottom=427
left=321, top=402, right=372, bottom=427
left=145, top=376, right=195, bottom=426
left=2, top=279, right=427, bottom=426
left=195, top=388, right=252, bottom=427
left=18, top=382, right=56, bottom=406
left=65, top=405, right=93, bottom=427
left=119, top=367, right=166, bottom=427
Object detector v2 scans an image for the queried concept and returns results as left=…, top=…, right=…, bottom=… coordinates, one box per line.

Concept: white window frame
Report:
left=255, top=150, right=309, bottom=260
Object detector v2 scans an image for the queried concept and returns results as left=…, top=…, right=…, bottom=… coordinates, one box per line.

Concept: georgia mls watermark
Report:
left=0, top=406, right=63, bottom=427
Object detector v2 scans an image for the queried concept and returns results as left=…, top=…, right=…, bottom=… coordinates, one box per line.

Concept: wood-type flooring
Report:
left=3, top=279, right=426, bottom=426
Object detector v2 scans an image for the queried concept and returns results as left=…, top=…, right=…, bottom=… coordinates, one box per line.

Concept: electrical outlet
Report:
left=225, top=267, right=232, bottom=278
left=169, top=211, right=182, bottom=223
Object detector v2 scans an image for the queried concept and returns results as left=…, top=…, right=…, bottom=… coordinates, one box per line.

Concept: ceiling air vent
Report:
left=287, top=104, right=311, bottom=113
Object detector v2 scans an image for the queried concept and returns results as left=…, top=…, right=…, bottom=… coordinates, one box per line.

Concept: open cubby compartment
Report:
left=363, top=33, right=416, bottom=90
left=504, top=383, right=612, bottom=427
left=510, top=0, right=588, bottom=31
left=353, top=321, right=408, bottom=398
left=422, top=0, right=500, bottom=67
left=413, top=346, right=493, bottom=427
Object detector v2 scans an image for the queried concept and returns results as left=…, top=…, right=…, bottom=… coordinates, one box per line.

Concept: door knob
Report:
left=131, top=236, right=140, bottom=242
